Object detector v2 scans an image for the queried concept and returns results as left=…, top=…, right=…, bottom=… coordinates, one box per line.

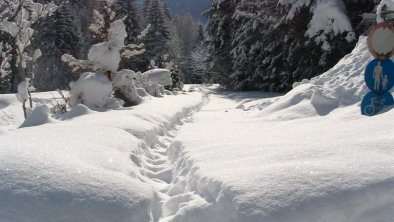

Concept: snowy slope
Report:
left=243, top=36, right=393, bottom=120
left=0, top=91, right=204, bottom=222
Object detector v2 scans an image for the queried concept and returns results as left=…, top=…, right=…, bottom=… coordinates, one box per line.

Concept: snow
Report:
left=2, top=35, right=394, bottom=221
left=142, top=69, right=173, bottom=87
left=377, top=0, right=394, bottom=23
left=0, top=21, right=19, bottom=37
left=113, top=69, right=143, bottom=106
left=69, top=72, right=113, bottom=109
left=279, top=0, right=356, bottom=50
left=369, top=26, right=394, bottom=56
left=88, top=19, right=127, bottom=73
left=159, top=37, right=394, bottom=221
left=0, top=91, right=204, bottom=222
left=20, top=105, right=57, bottom=128
left=16, top=81, right=29, bottom=103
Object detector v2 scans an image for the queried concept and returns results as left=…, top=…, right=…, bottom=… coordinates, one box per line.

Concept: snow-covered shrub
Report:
left=113, top=69, right=142, bottom=106
left=142, top=69, right=173, bottom=87
left=145, top=82, right=163, bottom=97
left=69, top=72, right=113, bottom=109
left=136, top=88, right=151, bottom=97
left=20, top=105, right=56, bottom=128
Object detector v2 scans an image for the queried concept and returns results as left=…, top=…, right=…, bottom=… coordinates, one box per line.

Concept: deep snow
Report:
left=0, top=90, right=205, bottom=222
left=1, top=36, right=394, bottom=222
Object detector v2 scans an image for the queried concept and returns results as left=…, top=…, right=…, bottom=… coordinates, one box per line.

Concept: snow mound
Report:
left=69, top=72, right=113, bottom=110
left=20, top=105, right=57, bottom=128
left=259, top=36, right=389, bottom=119
left=142, top=69, right=173, bottom=87
left=57, top=104, right=95, bottom=121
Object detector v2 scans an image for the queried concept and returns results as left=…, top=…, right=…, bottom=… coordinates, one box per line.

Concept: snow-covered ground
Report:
left=1, top=37, right=394, bottom=222
left=0, top=90, right=205, bottom=222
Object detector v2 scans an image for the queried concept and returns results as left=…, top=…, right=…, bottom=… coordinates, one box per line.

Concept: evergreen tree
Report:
left=113, top=0, right=141, bottom=45
left=143, top=0, right=170, bottom=69
left=205, top=0, right=376, bottom=92
left=174, top=15, right=201, bottom=83
left=33, top=2, right=83, bottom=91
left=204, top=0, right=238, bottom=88
left=0, top=31, right=13, bottom=93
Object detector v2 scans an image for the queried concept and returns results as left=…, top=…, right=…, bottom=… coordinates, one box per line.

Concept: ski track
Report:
left=129, top=90, right=210, bottom=222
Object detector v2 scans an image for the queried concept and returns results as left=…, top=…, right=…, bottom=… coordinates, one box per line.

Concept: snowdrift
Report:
left=0, top=91, right=204, bottom=222
left=249, top=36, right=393, bottom=119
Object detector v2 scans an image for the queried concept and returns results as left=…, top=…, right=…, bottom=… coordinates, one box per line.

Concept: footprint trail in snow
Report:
left=130, top=91, right=209, bottom=222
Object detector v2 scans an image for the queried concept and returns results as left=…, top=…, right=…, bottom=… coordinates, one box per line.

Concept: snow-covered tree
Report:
left=190, top=44, right=209, bottom=84
left=0, top=0, right=57, bottom=92
left=174, top=15, right=202, bottom=84
left=143, top=0, right=170, bottom=69
left=205, top=0, right=376, bottom=91
left=204, top=0, right=238, bottom=88
left=113, top=0, right=141, bottom=45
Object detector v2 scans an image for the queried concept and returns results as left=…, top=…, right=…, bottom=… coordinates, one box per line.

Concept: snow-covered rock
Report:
left=69, top=72, right=113, bottom=109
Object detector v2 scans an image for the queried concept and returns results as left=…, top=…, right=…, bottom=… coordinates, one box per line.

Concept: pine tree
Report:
left=174, top=15, right=201, bottom=83
left=113, top=0, right=141, bottom=45
left=143, top=0, right=170, bottom=69
left=205, top=0, right=375, bottom=92
left=204, top=0, right=238, bottom=88
left=33, top=2, right=83, bottom=91
left=0, top=31, right=12, bottom=93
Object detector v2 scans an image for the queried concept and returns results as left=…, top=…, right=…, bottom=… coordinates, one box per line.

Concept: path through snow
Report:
left=129, top=88, right=210, bottom=222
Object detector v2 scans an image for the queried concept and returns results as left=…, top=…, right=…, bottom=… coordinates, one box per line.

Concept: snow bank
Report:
left=142, top=69, right=173, bottom=87
left=0, top=91, right=204, bottom=222
left=255, top=36, right=388, bottom=119
left=0, top=92, right=59, bottom=130
left=57, top=104, right=95, bottom=121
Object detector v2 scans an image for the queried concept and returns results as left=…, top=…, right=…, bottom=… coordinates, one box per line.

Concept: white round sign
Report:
left=368, top=22, right=394, bottom=60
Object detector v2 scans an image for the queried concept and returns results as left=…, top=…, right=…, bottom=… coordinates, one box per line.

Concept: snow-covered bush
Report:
left=113, top=69, right=142, bottom=106
left=145, top=82, right=164, bottom=97
left=69, top=72, right=113, bottom=109
left=142, top=69, right=172, bottom=87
